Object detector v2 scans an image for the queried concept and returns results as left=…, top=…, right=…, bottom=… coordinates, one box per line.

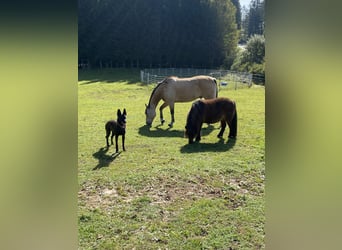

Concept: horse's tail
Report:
left=213, top=78, right=218, bottom=98
left=230, top=103, right=237, bottom=138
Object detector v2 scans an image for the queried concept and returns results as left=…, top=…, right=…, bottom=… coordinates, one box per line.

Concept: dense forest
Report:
left=78, top=0, right=264, bottom=70
left=240, top=0, right=264, bottom=43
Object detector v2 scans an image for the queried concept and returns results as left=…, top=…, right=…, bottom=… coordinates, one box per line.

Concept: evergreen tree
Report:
left=240, top=5, right=249, bottom=43
left=247, top=0, right=264, bottom=37
left=78, top=0, right=239, bottom=69
left=239, top=0, right=264, bottom=43
left=231, top=0, right=242, bottom=30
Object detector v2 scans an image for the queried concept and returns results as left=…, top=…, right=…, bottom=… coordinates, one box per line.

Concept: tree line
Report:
left=78, top=0, right=264, bottom=70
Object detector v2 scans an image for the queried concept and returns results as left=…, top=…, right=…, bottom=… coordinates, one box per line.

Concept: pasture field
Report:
left=78, top=69, right=265, bottom=249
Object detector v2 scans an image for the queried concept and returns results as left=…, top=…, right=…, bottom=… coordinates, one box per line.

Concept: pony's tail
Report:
left=213, top=78, right=218, bottom=98
left=229, top=104, right=237, bottom=138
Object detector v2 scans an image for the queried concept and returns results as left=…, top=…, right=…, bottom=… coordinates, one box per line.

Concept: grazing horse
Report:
left=185, top=97, right=237, bottom=144
left=145, top=75, right=218, bottom=127
left=105, top=109, right=127, bottom=152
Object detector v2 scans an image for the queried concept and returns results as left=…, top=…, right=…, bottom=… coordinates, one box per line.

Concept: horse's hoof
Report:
left=161, top=120, right=165, bottom=125
left=168, top=123, right=173, bottom=128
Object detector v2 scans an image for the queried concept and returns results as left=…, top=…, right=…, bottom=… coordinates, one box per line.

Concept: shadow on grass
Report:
left=180, top=137, right=236, bottom=153
left=78, top=68, right=141, bottom=85
left=138, top=124, right=183, bottom=138
left=138, top=124, right=215, bottom=138
left=92, top=147, right=122, bottom=170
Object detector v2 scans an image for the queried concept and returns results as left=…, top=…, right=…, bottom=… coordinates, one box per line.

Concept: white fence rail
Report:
left=140, top=68, right=253, bottom=88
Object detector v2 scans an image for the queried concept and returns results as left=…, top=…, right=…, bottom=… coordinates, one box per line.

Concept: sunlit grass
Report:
left=78, top=69, right=265, bottom=249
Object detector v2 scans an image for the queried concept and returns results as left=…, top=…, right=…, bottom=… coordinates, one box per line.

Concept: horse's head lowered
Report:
left=145, top=104, right=156, bottom=126
left=184, top=101, right=203, bottom=144
left=117, top=108, right=127, bottom=128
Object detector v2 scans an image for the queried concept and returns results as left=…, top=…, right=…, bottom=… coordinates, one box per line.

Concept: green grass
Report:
left=78, top=69, right=265, bottom=249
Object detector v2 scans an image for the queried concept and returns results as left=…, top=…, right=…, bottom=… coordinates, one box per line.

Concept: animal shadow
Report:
left=138, top=124, right=215, bottom=138
left=92, top=147, right=121, bottom=170
left=138, top=124, right=184, bottom=138
left=180, top=137, right=236, bottom=153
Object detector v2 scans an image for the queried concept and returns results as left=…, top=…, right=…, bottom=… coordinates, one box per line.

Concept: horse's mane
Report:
left=186, top=100, right=202, bottom=127
left=166, top=75, right=178, bottom=79
left=147, top=77, right=172, bottom=106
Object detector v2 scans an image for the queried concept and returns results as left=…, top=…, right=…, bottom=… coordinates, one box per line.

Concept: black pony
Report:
left=105, top=109, right=127, bottom=152
left=185, top=97, right=237, bottom=144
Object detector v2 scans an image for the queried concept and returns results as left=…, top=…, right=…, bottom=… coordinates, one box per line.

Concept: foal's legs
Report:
left=159, top=102, right=168, bottom=124
left=122, top=134, right=125, bottom=151
left=217, top=120, right=226, bottom=138
left=110, top=131, right=114, bottom=145
left=106, top=129, right=114, bottom=147
left=115, top=135, right=119, bottom=152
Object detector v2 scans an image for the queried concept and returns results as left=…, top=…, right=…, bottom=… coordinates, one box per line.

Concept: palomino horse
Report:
left=145, top=75, right=218, bottom=127
left=184, top=97, right=237, bottom=144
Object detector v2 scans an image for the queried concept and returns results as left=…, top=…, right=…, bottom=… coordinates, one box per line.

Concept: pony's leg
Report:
left=168, top=103, right=175, bottom=127
left=217, top=120, right=226, bottom=138
left=228, top=112, right=237, bottom=138
left=122, top=134, right=125, bottom=151
left=195, top=123, right=203, bottom=142
left=159, top=102, right=168, bottom=124
left=115, top=135, right=119, bottom=152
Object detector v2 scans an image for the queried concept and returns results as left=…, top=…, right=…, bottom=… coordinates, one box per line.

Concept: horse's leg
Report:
left=217, top=120, right=226, bottom=138
left=195, top=123, right=203, bottom=142
left=228, top=111, right=237, bottom=138
left=159, top=102, right=168, bottom=124
left=122, top=134, right=125, bottom=151
left=168, top=103, right=175, bottom=127
left=115, top=135, right=119, bottom=152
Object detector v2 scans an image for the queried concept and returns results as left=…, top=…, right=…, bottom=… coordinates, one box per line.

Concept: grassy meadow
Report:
left=78, top=69, right=265, bottom=249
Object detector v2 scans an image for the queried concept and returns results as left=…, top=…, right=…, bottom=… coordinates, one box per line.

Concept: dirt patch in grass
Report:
left=79, top=173, right=264, bottom=213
